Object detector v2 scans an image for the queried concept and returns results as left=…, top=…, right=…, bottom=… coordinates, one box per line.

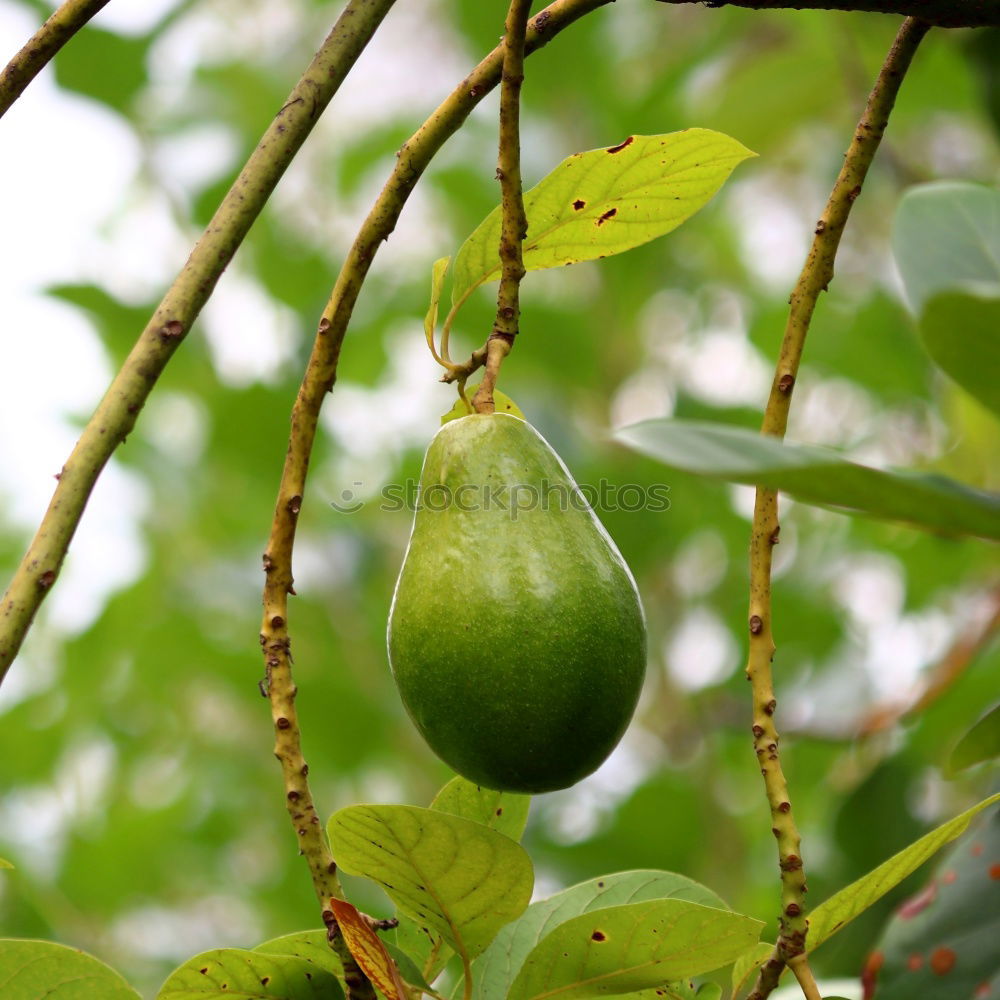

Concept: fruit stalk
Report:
left=745, top=17, right=930, bottom=1000
left=473, top=0, right=532, bottom=414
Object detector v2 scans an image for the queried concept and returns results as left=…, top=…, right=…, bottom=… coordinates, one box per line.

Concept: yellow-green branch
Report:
left=472, top=0, right=532, bottom=414
left=745, top=17, right=930, bottom=1000
left=0, top=0, right=398, bottom=687
left=258, top=0, right=608, bottom=928
left=0, top=0, right=109, bottom=118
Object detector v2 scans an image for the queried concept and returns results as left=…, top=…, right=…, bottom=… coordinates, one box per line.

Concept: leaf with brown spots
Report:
left=450, top=129, right=754, bottom=311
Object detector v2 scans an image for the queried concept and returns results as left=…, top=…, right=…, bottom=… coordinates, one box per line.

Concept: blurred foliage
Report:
left=1, top=1, right=999, bottom=997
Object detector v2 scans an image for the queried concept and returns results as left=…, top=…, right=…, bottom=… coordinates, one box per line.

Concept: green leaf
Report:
left=53, top=27, right=150, bottom=114
left=383, top=941, right=435, bottom=992
left=451, top=130, right=755, bottom=307
left=730, top=941, right=773, bottom=998
left=0, top=939, right=140, bottom=999
left=472, top=870, right=728, bottom=1000
left=425, top=256, right=451, bottom=358
left=328, top=804, right=533, bottom=960
left=158, top=948, right=344, bottom=999
left=920, top=290, right=1000, bottom=419
left=0, top=858, right=12, bottom=870
left=948, top=702, right=1000, bottom=774
left=430, top=776, right=531, bottom=842
left=892, top=181, right=1000, bottom=314
left=807, top=792, right=1000, bottom=952
left=506, top=899, right=763, bottom=1000
left=614, top=419, right=1000, bottom=541
left=253, top=930, right=342, bottom=978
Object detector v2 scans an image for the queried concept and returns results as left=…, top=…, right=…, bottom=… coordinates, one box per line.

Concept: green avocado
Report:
left=387, top=412, right=646, bottom=793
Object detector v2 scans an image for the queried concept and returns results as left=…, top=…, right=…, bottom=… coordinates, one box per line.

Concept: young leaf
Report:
left=158, top=948, right=344, bottom=999
left=948, top=702, right=1000, bottom=774
left=0, top=939, right=140, bottom=999
left=451, top=130, right=755, bottom=308
left=430, top=775, right=531, bottom=842
left=806, top=792, right=1000, bottom=952
left=471, top=870, right=727, bottom=1000
left=920, top=290, right=1000, bottom=420
left=425, top=256, right=451, bottom=359
left=506, top=899, right=762, bottom=1000
left=615, top=419, right=1000, bottom=541
left=328, top=898, right=407, bottom=1000
left=328, top=804, right=533, bottom=960
left=253, top=930, right=342, bottom=978
left=892, top=181, right=1000, bottom=314
left=729, top=941, right=774, bottom=998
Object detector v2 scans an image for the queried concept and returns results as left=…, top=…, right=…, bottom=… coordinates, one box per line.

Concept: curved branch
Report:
left=745, top=16, right=931, bottom=1000
left=0, top=0, right=109, bottom=119
left=258, top=0, right=609, bottom=924
left=0, top=0, right=399, bottom=685
left=653, top=0, right=999, bottom=28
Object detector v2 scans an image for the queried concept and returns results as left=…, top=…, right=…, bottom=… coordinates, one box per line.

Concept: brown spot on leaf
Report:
left=596, top=208, right=617, bottom=226
left=930, top=947, right=956, bottom=975
left=591, top=930, right=607, bottom=942
left=607, top=136, right=634, bottom=154
left=573, top=199, right=585, bottom=211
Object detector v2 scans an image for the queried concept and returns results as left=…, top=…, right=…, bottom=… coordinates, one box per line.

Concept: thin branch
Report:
left=0, top=0, right=398, bottom=687
left=788, top=954, right=823, bottom=1000
left=653, top=0, right=998, bottom=28
left=472, top=0, right=531, bottom=414
left=258, top=0, right=607, bottom=953
left=744, top=16, right=931, bottom=1000
left=0, top=0, right=109, bottom=119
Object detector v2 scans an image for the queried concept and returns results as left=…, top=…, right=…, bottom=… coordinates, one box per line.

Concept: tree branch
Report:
left=744, top=16, right=931, bottom=1000
left=472, top=0, right=532, bottom=414
left=258, top=0, right=606, bottom=959
left=0, top=0, right=399, bottom=687
left=0, top=0, right=109, bottom=118
left=653, top=0, right=998, bottom=28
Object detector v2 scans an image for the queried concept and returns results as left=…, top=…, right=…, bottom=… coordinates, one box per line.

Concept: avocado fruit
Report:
left=387, top=412, right=646, bottom=793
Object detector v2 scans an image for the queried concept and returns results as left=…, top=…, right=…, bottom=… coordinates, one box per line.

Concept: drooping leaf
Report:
left=920, top=291, right=1000, bottom=419
left=0, top=940, right=140, bottom=999
left=948, top=702, right=1000, bottom=774
left=426, top=256, right=451, bottom=359
left=430, top=775, right=531, bottom=842
left=157, top=948, right=344, bottom=999
left=506, top=899, right=762, bottom=1000
left=892, top=181, right=1000, bottom=314
left=862, top=809, right=1000, bottom=999
left=614, top=419, right=1000, bottom=541
left=451, top=130, right=755, bottom=307
left=472, top=870, right=728, bottom=1000
left=806, top=792, right=1000, bottom=952
left=730, top=941, right=774, bottom=998
left=328, top=804, right=533, bottom=960
left=253, top=930, right=342, bottom=978
left=327, top=898, right=407, bottom=1000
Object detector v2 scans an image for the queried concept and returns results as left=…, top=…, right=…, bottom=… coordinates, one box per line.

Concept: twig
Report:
left=258, top=0, right=608, bottom=988
left=858, top=583, right=1000, bottom=736
left=0, top=0, right=109, bottom=118
left=787, top=954, right=823, bottom=1000
left=652, top=0, right=998, bottom=28
left=0, top=0, right=398, bottom=686
left=471, top=0, right=531, bottom=414
left=744, top=17, right=931, bottom=1000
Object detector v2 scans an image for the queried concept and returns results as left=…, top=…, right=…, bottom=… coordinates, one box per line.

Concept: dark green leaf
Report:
left=615, top=419, right=1000, bottom=540
left=948, top=702, right=1000, bottom=774
left=920, top=291, right=1000, bottom=419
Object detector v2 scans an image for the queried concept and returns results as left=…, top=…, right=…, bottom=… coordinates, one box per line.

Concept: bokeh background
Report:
left=1, top=1, right=998, bottom=996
